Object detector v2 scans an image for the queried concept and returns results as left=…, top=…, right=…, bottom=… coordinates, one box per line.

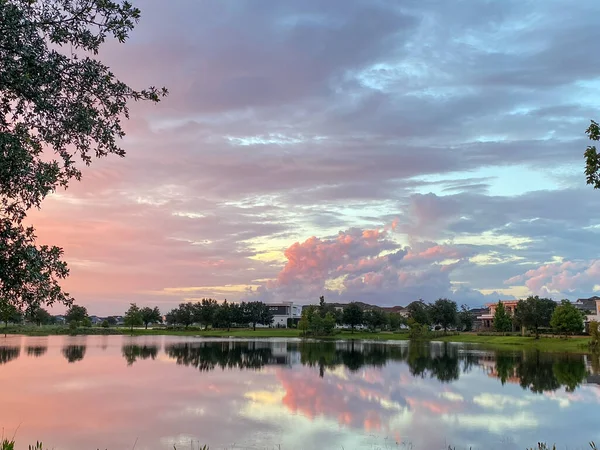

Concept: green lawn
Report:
left=436, top=333, right=591, bottom=353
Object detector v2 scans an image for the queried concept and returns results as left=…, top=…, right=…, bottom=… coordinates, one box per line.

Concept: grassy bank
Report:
left=0, top=326, right=593, bottom=353
left=0, top=325, right=411, bottom=341
left=436, top=333, right=591, bottom=353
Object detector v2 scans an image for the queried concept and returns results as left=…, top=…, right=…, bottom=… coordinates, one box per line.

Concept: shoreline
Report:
left=0, top=326, right=593, bottom=353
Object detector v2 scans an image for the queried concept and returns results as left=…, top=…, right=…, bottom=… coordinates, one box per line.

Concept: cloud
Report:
left=24, top=0, right=600, bottom=313
left=507, top=260, right=600, bottom=298
left=246, top=224, right=500, bottom=306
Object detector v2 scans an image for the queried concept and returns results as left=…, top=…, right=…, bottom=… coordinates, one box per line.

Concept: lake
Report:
left=1, top=335, right=599, bottom=450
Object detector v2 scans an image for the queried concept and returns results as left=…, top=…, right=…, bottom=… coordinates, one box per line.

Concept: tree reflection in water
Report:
left=62, top=345, right=87, bottom=363
left=122, top=344, right=159, bottom=366
left=26, top=346, right=48, bottom=358
left=165, top=341, right=275, bottom=371
left=162, top=339, right=591, bottom=393
left=0, top=346, right=20, bottom=365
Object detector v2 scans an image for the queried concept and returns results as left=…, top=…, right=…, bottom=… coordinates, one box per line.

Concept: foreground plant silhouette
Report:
left=2, top=440, right=598, bottom=450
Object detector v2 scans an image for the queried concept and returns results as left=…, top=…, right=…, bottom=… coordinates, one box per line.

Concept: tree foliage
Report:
left=430, top=298, right=458, bottom=332
left=513, top=296, right=556, bottom=339
left=65, top=304, right=88, bottom=326
left=406, top=300, right=431, bottom=325
left=27, top=306, right=53, bottom=326
left=590, top=320, right=600, bottom=349
left=458, top=304, right=473, bottom=331
left=124, top=303, right=143, bottom=330
left=388, top=313, right=405, bottom=331
left=140, top=306, right=162, bottom=329
left=0, top=298, right=21, bottom=327
left=585, top=120, right=600, bottom=189
left=0, top=0, right=167, bottom=313
left=493, top=301, right=512, bottom=332
left=299, top=300, right=338, bottom=337
left=551, top=300, right=584, bottom=337
left=194, top=299, right=219, bottom=330
left=245, top=301, right=273, bottom=331
left=213, top=300, right=232, bottom=330
left=342, top=303, right=363, bottom=333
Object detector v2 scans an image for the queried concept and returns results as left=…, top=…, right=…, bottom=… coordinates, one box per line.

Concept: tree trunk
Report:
left=351, top=325, right=354, bottom=334
left=145, top=323, right=148, bottom=330
left=253, top=322, right=256, bottom=331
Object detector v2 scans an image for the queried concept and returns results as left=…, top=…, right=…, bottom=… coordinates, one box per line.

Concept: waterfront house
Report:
left=476, top=300, right=520, bottom=330
left=266, top=302, right=302, bottom=328
left=585, top=299, right=600, bottom=323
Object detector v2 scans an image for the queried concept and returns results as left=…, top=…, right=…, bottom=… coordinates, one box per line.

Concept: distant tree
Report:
left=407, top=300, right=431, bottom=325
left=214, top=300, right=233, bottom=330
left=514, top=296, right=556, bottom=339
left=365, top=309, right=388, bottom=331
left=298, top=313, right=309, bottom=335
left=28, top=307, right=54, bottom=326
left=165, top=310, right=177, bottom=327
left=0, top=299, right=21, bottom=328
left=230, top=302, right=246, bottom=327
left=65, top=305, right=88, bottom=326
left=589, top=320, right=600, bottom=350
left=169, top=303, right=195, bottom=328
left=388, top=313, right=404, bottom=331
left=323, top=312, right=336, bottom=335
left=124, top=303, right=143, bottom=331
left=245, top=301, right=273, bottom=331
left=319, top=295, right=326, bottom=314
left=106, top=316, right=118, bottom=326
left=493, top=302, right=512, bottom=332
left=195, top=298, right=218, bottom=330
left=551, top=300, right=584, bottom=338
left=342, top=303, right=364, bottom=333
left=458, top=304, right=473, bottom=332
left=310, top=312, right=324, bottom=335
left=140, top=306, right=162, bottom=329
left=430, top=298, right=458, bottom=332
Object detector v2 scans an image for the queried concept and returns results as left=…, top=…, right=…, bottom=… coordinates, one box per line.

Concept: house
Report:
left=576, top=296, right=600, bottom=314
left=585, top=299, right=600, bottom=323
left=89, top=315, right=103, bottom=325
left=476, top=300, right=520, bottom=330
left=469, top=307, right=489, bottom=330
left=267, top=302, right=302, bottom=328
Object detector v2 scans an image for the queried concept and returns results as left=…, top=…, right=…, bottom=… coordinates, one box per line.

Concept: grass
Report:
left=0, top=325, right=594, bottom=353
left=435, top=332, right=592, bottom=353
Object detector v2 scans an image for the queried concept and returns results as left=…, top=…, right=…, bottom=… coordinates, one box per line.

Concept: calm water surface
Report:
left=1, top=335, right=600, bottom=450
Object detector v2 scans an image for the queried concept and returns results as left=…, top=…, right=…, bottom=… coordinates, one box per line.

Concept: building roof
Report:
left=484, top=299, right=520, bottom=307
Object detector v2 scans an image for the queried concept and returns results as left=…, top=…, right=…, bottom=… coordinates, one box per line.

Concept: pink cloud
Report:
left=248, top=224, right=485, bottom=305
left=506, top=259, right=600, bottom=296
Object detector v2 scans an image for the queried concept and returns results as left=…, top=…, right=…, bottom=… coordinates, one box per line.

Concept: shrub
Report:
left=590, top=320, right=600, bottom=350
left=408, top=319, right=430, bottom=339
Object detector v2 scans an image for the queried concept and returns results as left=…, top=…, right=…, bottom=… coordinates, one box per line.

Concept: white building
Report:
left=267, top=302, right=303, bottom=328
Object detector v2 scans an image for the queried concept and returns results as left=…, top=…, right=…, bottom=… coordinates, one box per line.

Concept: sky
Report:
left=29, top=0, right=600, bottom=315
